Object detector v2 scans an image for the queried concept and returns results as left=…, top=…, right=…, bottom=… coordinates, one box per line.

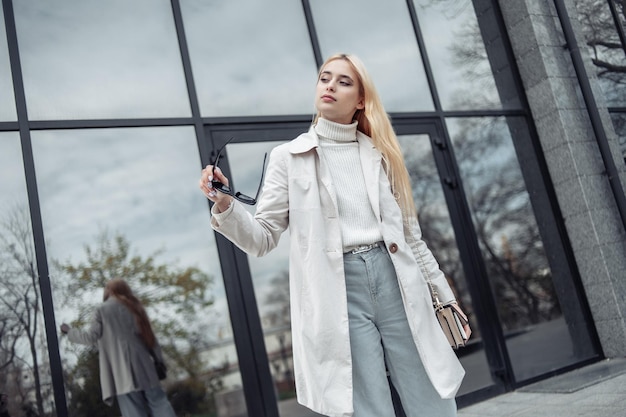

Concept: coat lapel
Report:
left=289, top=127, right=338, bottom=217
left=357, top=132, right=382, bottom=222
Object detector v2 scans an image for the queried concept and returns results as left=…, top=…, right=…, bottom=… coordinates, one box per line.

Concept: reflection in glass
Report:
left=310, top=0, right=434, bottom=112
left=0, top=133, right=54, bottom=416
left=398, top=134, right=493, bottom=395
left=574, top=0, right=626, bottom=107
left=228, top=140, right=323, bottom=415
left=412, top=0, right=511, bottom=110
left=13, top=0, right=190, bottom=120
left=181, top=0, right=318, bottom=117
left=447, top=117, right=581, bottom=381
left=31, top=127, right=243, bottom=416
left=610, top=112, right=626, bottom=166
left=0, top=6, right=17, bottom=121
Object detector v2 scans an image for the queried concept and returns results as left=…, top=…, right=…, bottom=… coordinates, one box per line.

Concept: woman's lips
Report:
left=321, top=94, right=336, bottom=102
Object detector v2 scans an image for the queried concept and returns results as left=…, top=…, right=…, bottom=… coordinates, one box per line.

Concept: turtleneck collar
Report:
left=314, top=118, right=358, bottom=143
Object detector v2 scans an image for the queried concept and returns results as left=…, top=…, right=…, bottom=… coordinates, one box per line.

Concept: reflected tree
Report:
left=0, top=204, right=49, bottom=417
left=54, top=230, right=220, bottom=415
left=451, top=118, right=560, bottom=329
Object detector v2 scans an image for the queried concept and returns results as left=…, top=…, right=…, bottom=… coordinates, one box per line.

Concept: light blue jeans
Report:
left=343, top=244, right=457, bottom=417
left=116, top=386, right=176, bottom=417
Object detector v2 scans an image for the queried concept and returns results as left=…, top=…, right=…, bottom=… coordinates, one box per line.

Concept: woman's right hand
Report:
left=199, top=164, right=234, bottom=213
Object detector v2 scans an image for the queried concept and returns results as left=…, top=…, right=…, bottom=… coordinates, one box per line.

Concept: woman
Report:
left=199, top=53, right=471, bottom=417
left=60, top=279, right=175, bottom=417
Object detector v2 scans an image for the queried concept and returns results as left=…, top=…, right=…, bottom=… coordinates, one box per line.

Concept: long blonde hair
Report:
left=104, top=278, right=157, bottom=348
left=313, top=53, right=417, bottom=220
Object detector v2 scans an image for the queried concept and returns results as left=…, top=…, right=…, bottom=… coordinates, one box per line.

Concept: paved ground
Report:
left=280, top=358, right=626, bottom=416
left=459, top=358, right=626, bottom=417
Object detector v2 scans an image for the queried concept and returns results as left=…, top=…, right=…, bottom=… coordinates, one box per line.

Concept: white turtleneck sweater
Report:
left=315, top=118, right=383, bottom=251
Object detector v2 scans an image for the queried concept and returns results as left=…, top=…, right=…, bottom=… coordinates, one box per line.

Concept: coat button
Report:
left=389, top=243, right=398, bottom=253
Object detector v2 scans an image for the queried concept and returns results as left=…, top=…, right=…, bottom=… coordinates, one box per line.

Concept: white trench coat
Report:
left=211, top=127, right=465, bottom=417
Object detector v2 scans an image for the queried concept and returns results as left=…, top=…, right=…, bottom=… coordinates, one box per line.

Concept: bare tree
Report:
left=0, top=204, right=48, bottom=416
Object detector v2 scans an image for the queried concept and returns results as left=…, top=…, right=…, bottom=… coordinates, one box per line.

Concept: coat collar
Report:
left=288, top=125, right=378, bottom=155
left=288, top=125, right=383, bottom=221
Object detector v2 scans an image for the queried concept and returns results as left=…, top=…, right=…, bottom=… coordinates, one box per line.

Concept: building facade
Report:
left=0, top=0, right=624, bottom=416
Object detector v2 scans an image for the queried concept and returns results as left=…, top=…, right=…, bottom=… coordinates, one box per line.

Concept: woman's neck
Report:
left=315, top=118, right=358, bottom=143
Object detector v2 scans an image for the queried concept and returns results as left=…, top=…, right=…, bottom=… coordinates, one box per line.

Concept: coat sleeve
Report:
left=210, top=145, right=290, bottom=257
left=403, top=216, right=457, bottom=305
left=67, top=307, right=103, bottom=346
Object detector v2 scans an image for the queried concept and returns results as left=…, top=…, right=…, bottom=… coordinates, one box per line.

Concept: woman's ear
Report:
left=357, top=98, right=365, bottom=110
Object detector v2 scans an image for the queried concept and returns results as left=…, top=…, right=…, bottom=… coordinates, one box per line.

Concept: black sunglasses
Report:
left=211, top=137, right=268, bottom=205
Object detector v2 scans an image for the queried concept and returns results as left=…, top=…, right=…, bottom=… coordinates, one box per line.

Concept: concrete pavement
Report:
left=280, top=358, right=626, bottom=416
left=458, top=358, right=626, bottom=417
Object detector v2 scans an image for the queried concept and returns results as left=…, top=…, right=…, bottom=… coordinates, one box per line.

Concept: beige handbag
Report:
left=418, top=251, right=468, bottom=349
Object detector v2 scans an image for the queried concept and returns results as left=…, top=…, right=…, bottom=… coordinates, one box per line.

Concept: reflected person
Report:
left=199, top=53, right=471, bottom=417
left=60, top=278, right=176, bottom=417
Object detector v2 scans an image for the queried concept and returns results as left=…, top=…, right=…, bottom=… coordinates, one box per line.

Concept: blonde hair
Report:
left=314, top=53, right=417, bottom=220
left=104, top=278, right=157, bottom=348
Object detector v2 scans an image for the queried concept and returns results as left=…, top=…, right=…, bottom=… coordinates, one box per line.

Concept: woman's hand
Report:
left=450, top=304, right=472, bottom=341
left=199, top=165, right=234, bottom=213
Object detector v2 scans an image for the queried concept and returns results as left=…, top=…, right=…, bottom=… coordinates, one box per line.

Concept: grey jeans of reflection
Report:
left=116, top=386, right=176, bottom=417
left=343, top=244, right=457, bottom=417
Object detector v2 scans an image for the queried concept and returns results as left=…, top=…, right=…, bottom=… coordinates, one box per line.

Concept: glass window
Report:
left=13, top=0, right=190, bottom=120
left=398, top=134, right=493, bottom=394
left=611, top=112, right=626, bottom=166
left=310, top=0, right=435, bottom=112
left=0, top=133, right=54, bottom=417
left=31, top=127, right=243, bottom=416
left=574, top=0, right=626, bottom=107
left=447, top=117, right=593, bottom=381
left=225, top=140, right=306, bottom=415
left=413, top=0, right=519, bottom=110
left=0, top=6, right=17, bottom=121
left=180, top=0, right=318, bottom=117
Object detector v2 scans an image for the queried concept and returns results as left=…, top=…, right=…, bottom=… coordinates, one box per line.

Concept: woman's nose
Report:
left=326, top=81, right=336, bottom=91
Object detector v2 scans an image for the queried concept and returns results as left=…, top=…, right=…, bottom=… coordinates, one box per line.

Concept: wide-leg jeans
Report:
left=343, top=244, right=457, bottom=417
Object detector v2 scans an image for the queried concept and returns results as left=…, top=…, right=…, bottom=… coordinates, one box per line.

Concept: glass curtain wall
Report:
left=2, top=0, right=605, bottom=415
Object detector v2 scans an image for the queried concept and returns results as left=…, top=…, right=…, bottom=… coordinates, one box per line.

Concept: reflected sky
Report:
left=6, top=0, right=515, bottom=122
left=0, top=6, right=17, bottom=121
left=413, top=0, right=502, bottom=110
left=31, top=127, right=212, bottom=269
left=13, top=0, right=191, bottom=120
left=0, top=133, right=27, bottom=206
left=180, top=0, right=319, bottom=117
left=311, top=0, right=434, bottom=112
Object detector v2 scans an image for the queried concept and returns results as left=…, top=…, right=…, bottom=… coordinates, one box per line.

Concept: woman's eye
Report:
left=340, top=81, right=351, bottom=86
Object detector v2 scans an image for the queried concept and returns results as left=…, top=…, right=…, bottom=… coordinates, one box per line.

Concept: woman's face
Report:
left=315, top=59, right=364, bottom=124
